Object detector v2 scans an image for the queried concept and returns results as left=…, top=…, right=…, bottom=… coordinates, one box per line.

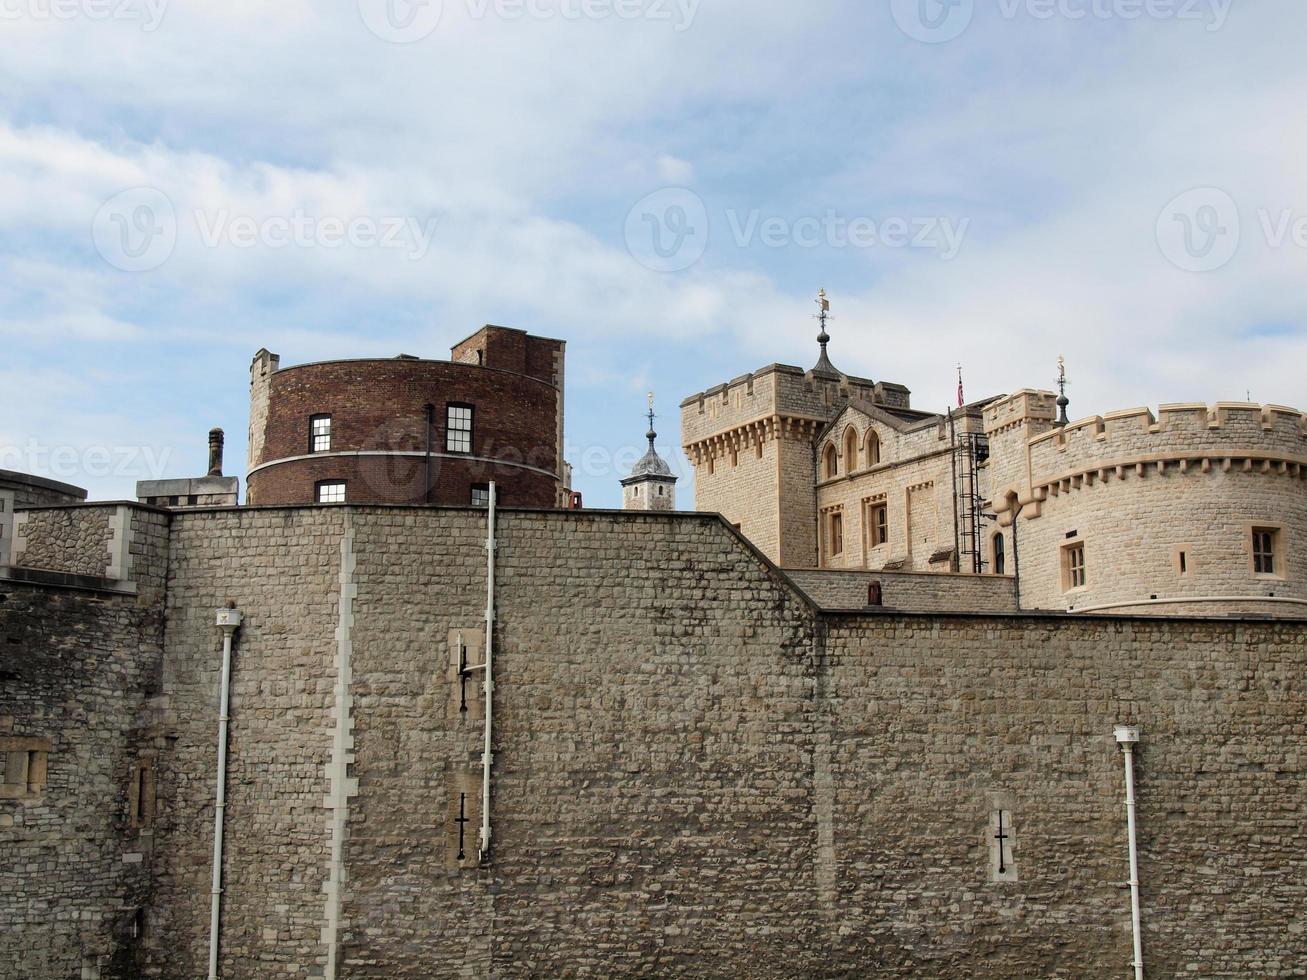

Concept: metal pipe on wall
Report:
left=1115, top=725, right=1145, bottom=980
left=209, top=605, right=242, bottom=980
left=479, top=482, right=496, bottom=861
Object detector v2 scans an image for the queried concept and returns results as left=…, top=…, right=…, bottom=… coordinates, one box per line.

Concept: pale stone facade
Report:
left=985, top=394, right=1307, bottom=615
left=685, top=325, right=1307, bottom=618
left=681, top=362, right=910, bottom=568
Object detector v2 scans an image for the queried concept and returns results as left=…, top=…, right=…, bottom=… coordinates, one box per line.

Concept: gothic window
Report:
left=823, top=444, right=838, bottom=479
left=316, top=481, right=347, bottom=504
left=446, top=404, right=474, bottom=454
left=992, top=532, right=1006, bottom=575
left=843, top=427, right=859, bottom=473
left=865, top=429, right=881, bottom=466
left=310, top=415, right=332, bottom=453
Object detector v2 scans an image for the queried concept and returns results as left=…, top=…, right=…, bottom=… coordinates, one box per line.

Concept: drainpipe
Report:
left=1114, top=725, right=1144, bottom=980
left=1010, top=501, right=1024, bottom=611
left=209, top=605, right=242, bottom=980
left=479, top=483, right=496, bottom=861
left=424, top=404, right=434, bottom=504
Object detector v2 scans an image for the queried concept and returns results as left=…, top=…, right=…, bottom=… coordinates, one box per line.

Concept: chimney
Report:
left=208, top=428, right=225, bottom=477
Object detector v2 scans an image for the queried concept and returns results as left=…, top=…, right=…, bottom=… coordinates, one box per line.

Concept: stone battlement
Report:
left=1026, top=402, right=1307, bottom=487
left=983, top=389, right=1058, bottom=436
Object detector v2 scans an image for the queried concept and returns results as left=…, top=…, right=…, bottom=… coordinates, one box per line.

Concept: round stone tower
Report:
left=622, top=394, right=677, bottom=511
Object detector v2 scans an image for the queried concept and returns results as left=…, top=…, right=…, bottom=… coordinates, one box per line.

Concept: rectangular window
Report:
left=1, top=740, right=50, bottom=800
left=869, top=503, right=888, bottom=547
left=1252, top=527, right=1278, bottom=575
left=310, top=415, right=332, bottom=453
left=1063, top=542, right=1086, bottom=590
left=471, top=484, right=490, bottom=508
left=316, top=481, right=346, bottom=504
left=829, top=511, right=844, bottom=557
left=446, top=404, right=473, bottom=454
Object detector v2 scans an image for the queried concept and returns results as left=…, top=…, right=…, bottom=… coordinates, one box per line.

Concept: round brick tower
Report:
left=246, top=325, right=566, bottom=508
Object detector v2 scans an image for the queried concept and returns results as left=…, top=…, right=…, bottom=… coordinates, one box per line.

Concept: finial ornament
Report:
left=1056, top=355, right=1071, bottom=427
left=646, top=391, right=657, bottom=447
left=811, top=288, right=838, bottom=376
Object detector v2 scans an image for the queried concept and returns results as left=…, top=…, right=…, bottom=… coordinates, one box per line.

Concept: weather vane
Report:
left=1056, top=355, right=1071, bottom=426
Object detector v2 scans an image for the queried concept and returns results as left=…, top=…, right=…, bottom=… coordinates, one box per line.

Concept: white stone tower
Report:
left=622, top=393, right=677, bottom=511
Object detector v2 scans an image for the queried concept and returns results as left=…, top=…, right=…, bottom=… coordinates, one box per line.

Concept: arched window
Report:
left=823, top=443, right=838, bottom=479
left=992, top=532, right=1006, bottom=575
left=843, top=427, right=859, bottom=473
left=865, top=429, right=881, bottom=466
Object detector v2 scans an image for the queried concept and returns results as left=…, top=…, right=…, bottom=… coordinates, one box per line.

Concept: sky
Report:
left=1, top=0, right=1304, bottom=507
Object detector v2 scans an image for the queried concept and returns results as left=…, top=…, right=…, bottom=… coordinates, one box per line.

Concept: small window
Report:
left=471, top=484, right=490, bottom=508
left=1063, top=542, right=1086, bottom=590
left=993, top=533, right=1006, bottom=575
left=756, top=442, right=764, bottom=459
left=446, top=404, right=473, bottom=454
left=1, top=741, right=50, bottom=800
left=131, top=761, right=156, bottom=831
left=316, top=481, right=347, bottom=504
left=828, top=511, right=844, bottom=557
left=310, top=414, right=332, bottom=453
left=657, top=485, right=664, bottom=497
left=823, top=444, right=838, bottom=479
left=1252, top=527, right=1278, bottom=575
left=868, top=503, right=888, bottom=547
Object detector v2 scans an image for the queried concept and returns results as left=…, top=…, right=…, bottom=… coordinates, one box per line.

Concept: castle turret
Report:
left=622, top=394, right=677, bottom=511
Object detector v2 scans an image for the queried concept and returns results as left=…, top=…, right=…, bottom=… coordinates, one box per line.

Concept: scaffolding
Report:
left=953, top=427, right=990, bottom=574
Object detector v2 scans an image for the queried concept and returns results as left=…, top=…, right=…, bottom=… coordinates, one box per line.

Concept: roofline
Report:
left=264, top=355, right=561, bottom=391
left=449, top=323, right=567, bottom=350
left=0, top=469, right=88, bottom=500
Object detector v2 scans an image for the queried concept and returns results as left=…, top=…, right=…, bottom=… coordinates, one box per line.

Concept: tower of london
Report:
left=0, top=314, right=1304, bottom=978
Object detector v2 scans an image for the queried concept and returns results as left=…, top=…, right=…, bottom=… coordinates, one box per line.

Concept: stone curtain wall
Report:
left=5, top=504, right=1305, bottom=977
left=0, top=580, right=165, bottom=977
left=149, top=507, right=346, bottom=979
left=137, top=506, right=1307, bottom=977
left=822, top=614, right=1307, bottom=977
left=785, top=568, right=1017, bottom=613
left=13, top=506, right=114, bottom=577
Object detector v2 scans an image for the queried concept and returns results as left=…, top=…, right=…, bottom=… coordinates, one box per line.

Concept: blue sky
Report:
left=2, top=0, right=1304, bottom=506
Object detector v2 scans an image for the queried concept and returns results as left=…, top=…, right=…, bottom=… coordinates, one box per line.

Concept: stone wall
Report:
left=143, top=507, right=1304, bottom=977
left=0, top=549, right=167, bottom=976
left=12, top=506, right=114, bottom=577
left=0, top=469, right=87, bottom=509
left=785, top=567, right=1017, bottom=612
left=4, top=505, right=1306, bottom=978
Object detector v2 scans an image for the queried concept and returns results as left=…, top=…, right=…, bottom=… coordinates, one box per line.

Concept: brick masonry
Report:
left=247, top=326, right=566, bottom=509
left=1, top=503, right=1305, bottom=977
